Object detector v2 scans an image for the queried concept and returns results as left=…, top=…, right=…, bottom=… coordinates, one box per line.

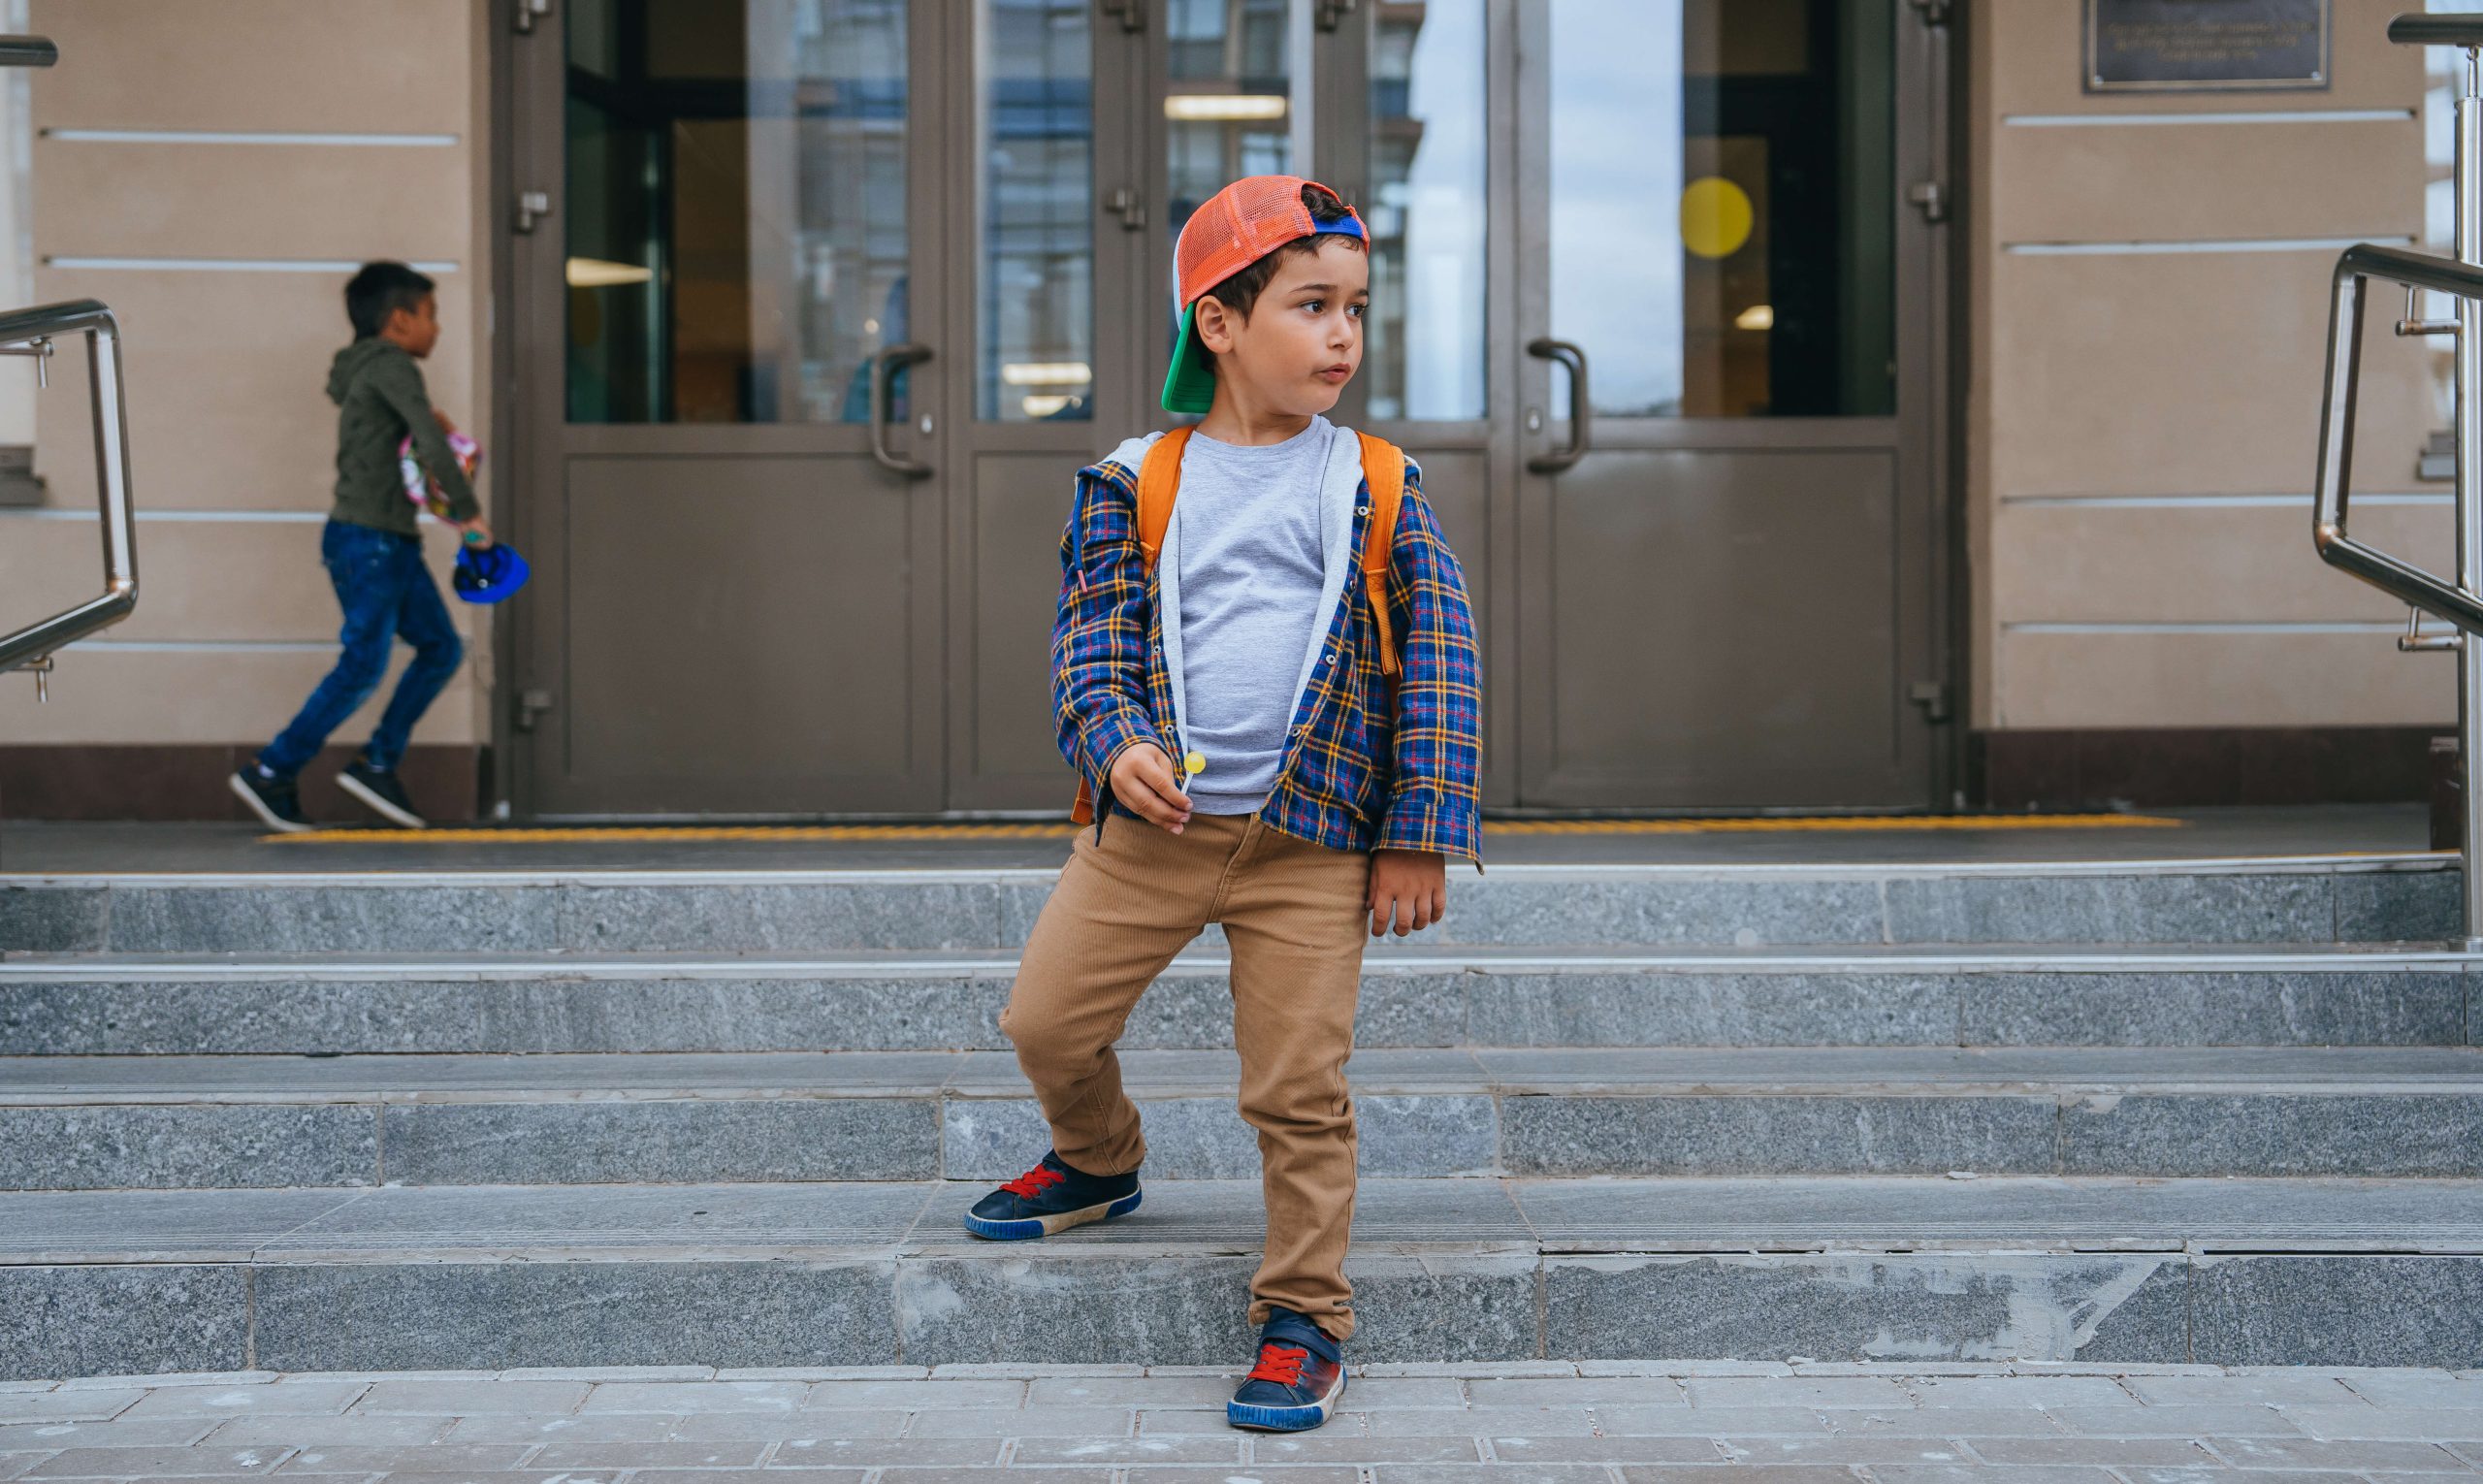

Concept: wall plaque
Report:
left=2086, top=0, right=2330, bottom=92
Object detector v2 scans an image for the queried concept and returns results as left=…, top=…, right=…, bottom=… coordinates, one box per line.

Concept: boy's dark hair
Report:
left=344, top=261, right=435, bottom=340
left=1205, top=182, right=1364, bottom=324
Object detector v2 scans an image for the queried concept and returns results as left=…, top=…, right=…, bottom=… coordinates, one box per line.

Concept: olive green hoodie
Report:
left=326, top=337, right=477, bottom=535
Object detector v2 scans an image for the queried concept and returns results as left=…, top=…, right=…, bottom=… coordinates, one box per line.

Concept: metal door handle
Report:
left=1526, top=338, right=1591, bottom=473
left=868, top=341, right=935, bottom=479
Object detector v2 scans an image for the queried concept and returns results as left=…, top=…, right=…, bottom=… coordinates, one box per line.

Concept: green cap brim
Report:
left=1161, top=301, right=1217, bottom=415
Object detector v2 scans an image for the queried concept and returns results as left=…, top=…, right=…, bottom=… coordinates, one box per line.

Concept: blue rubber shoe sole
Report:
left=1227, top=1369, right=1345, bottom=1432
left=961, top=1188, right=1141, bottom=1241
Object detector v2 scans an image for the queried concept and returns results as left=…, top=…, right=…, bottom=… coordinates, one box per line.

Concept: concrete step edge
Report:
left=0, top=851, right=2453, bottom=887
left=5, top=945, right=2474, bottom=978
left=9, top=1047, right=2483, bottom=1102
left=9, top=1178, right=2483, bottom=1374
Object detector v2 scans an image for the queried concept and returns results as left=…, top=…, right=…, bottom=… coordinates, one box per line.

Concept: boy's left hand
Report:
left=1368, top=849, right=1447, bottom=937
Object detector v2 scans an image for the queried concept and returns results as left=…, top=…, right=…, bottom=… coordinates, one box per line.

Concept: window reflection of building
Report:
left=1166, top=0, right=1296, bottom=357
left=1367, top=0, right=1485, bottom=422
left=564, top=0, right=910, bottom=426
left=980, top=0, right=1094, bottom=423
left=1550, top=0, right=1894, bottom=420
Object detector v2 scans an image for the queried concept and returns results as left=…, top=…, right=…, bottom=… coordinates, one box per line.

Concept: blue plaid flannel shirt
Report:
left=1051, top=445, right=1482, bottom=865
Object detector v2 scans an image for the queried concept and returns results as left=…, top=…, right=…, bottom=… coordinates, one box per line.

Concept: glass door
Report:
left=1509, top=0, right=1949, bottom=810
left=941, top=0, right=1149, bottom=810
left=508, top=0, right=951, bottom=817
left=954, top=0, right=1319, bottom=811
left=1317, top=0, right=1508, bottom=804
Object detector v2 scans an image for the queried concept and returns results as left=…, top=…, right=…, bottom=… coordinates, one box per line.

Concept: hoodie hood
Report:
left=327, top=337, right=399, bottom=406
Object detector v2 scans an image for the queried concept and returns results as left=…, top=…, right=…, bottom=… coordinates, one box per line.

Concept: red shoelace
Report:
left=1245, top=1342, right=1308, bottom=1386
left=999, top=1163, right=1065, bottom=1199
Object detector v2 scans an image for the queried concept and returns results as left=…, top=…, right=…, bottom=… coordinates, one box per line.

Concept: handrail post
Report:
left=0, top=301, right=140, bottom=676
left=2458, top=48, right=2483, bottom=950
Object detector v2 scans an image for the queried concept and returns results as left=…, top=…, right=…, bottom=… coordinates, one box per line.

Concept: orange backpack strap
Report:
left=1134, top=427, right=1191, bottom=572
left=1354, top=432, right=1407, bottom=677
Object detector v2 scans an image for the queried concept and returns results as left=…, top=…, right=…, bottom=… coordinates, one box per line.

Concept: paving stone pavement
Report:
left=0, top=1364, right=2478, bottom=1483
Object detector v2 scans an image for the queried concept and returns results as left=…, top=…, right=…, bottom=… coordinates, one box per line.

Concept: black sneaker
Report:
left=962, top=1150, right=1141, bottom=1240
left=228, top=766, right=312, bottom=833
left=338, top=758, right=428, bottom=829
left=1227, top=1306, right=1346, bottom=1432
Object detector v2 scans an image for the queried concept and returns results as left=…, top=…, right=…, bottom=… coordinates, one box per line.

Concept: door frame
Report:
left=485, top=0, right=1961, bottom=821
left=936, top=3, right=1156, bottom=813
left=1499, top=0, right=1956, bottom=814
left=1312, top=0, right=1525, bottom=814
left=494, top=0, right=959, bottom=820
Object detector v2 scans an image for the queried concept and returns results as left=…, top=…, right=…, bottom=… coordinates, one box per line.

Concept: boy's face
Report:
left=1197, top=237, right=1368, bottom=417
left=385, top=294, right=441, bottom=359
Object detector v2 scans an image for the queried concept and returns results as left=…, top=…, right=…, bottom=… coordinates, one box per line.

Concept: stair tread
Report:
left=4, top=942, right=2470, bottom=975
left=7, top=1175, right=2478, bottom=1265
left=8, top=1046, right=2483, bottom=1102
left=3, top=850, right=2450, bottom=882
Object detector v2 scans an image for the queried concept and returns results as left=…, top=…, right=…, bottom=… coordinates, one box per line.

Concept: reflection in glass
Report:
left=564, top=0, right=909, bottom=425
left=1550, top=0, right=1895, bottom=418
left=1166, top=0, right=1297, bottom=340
left=979, top=0, right=1093, bottom=422
left=1366, top=0, right=1484, bottom=422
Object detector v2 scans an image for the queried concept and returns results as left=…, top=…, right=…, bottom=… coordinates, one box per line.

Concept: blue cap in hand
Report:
left=452, top=542, right=530, bottom=604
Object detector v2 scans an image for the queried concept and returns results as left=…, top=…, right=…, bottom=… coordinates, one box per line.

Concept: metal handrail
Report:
left=2319, top=18, right=2483, bottom=948
left=2314, top=243, right=2483, bottom=633
left=0, top=301, right=139, bottom=676
left=2388, top=16, right=2483, bottom=47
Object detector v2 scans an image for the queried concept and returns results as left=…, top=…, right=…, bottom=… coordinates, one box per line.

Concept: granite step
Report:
left=8, top=1046, right=2483, bottom=1189
left=6, top=1175, right=2478, bottom=1377
left=0, top=855, right=2457, bottom=955
left=5, top=948, right=2463, bottom=1062
left=2, top=945, right=2472, bottom=1056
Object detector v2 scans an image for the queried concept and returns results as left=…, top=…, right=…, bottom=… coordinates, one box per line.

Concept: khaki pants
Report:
left=1000, top=812, right=1370, bottom=1342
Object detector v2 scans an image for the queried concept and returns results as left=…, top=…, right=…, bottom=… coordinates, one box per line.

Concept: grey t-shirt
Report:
left=1172, top=418, right=1337, bottom=815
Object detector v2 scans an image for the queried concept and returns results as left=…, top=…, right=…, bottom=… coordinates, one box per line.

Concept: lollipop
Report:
left=1182, top=751, right=1206, bottom=790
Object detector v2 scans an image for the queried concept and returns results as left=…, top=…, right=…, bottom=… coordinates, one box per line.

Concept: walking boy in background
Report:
left=230, top=261, right=487, bottom=832
left=966, top=177, right=1482, bottom=1433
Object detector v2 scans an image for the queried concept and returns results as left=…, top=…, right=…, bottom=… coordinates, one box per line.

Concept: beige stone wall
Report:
left=0, top=0, right=490, bottom=757
left=1970, top=0, right=2448, bottom=731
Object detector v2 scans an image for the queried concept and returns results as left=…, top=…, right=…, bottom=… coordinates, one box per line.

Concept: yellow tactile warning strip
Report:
left=269, top=813, right=2185, bottom=845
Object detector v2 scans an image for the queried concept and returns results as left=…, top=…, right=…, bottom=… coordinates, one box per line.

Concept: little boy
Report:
left=230, top=261, right=488, bottom=832
left=966, top=177, right=1482, bottom=1433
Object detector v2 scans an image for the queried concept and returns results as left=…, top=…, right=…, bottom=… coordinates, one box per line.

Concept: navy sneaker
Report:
left=1227, top=1306, right=1346, bottom=1432
left=228, top=765, right=312, bottom=833
left=338, top=758, right=428, bottom=829
left=962, top=1150, right=1141, bottom=1241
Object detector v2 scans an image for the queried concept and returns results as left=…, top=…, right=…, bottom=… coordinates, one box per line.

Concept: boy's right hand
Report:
left=453, top=517, right=494, bottom=549
left=1110, top=742, right=1191, bottom=834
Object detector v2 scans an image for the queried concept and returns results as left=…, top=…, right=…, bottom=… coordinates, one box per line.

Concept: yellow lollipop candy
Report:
left=1182, top=751, right=1206, bottom=785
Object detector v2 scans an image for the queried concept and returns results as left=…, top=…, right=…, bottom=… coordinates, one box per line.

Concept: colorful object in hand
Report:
left=398, top=430, right=482, bottom=518
left=452, top=540, right=530, bottom=604
left=1182, top=751, right=1206, bottom=786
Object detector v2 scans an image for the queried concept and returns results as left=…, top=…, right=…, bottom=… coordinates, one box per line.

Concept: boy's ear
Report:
left=1194, top=295, right=1239, bottom=356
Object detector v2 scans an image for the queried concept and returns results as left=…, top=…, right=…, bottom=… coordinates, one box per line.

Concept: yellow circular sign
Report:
left=1680, top=177, right=1755, bottom=260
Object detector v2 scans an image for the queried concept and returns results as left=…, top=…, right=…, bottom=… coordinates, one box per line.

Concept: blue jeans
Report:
left=259, top=520, right=464, bottom=776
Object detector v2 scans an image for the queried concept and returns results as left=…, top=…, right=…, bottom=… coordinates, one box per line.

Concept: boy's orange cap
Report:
left=1163, top=175, right=1367, bottom=414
